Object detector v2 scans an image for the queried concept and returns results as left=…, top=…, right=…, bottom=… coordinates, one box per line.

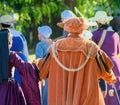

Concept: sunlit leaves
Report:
left=76, top=0, right=120, bottom=18
left=0, top=0, right=119, bottom=45
left=41, top=3, right=47, bottom=16
left=48, top=2, right=58, bottom=13
left=32, top=6, right=42, bottom=24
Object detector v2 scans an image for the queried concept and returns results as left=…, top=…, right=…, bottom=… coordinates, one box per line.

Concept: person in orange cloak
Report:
left=37, top=17, right=116, bottom=105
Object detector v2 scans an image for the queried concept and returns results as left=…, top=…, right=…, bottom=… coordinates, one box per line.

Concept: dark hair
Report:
left=97, top=22, right=109, bottom=30
left=110, top=16, right=120, bottom=32
left=1, top=23, right=11, bottom=28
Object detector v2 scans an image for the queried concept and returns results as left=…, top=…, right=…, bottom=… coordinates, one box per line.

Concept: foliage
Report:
left=0, top=0, right=119, bottom=51
left=75, top=0, right=120, bottom=18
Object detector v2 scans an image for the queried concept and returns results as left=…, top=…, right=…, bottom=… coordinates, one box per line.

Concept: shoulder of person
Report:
left=11, top=29, right=22, bottom=36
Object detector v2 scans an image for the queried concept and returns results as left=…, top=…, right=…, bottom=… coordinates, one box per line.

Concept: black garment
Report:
left=99, top=78, right=107, bottom=91
left=0, top=29, right=9, bottom=83
left=96, top=50, right=109, bottom=91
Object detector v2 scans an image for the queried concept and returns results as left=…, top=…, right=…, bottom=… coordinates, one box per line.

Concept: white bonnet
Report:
left=61, top=10, right=76, bottom=21
left=38, top=25, right=52, bottom=38
left=82, top=30, right=93, bottom=39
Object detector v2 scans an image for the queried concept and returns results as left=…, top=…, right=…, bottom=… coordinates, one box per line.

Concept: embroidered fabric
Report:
left=51, top=42, right=93, bottom=72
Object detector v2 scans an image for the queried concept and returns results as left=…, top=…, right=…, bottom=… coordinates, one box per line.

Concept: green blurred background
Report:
left=0, top=0, right=120, bottom=60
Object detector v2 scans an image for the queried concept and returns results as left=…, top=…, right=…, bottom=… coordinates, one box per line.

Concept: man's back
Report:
left=39, top=36, right=115, bottom=105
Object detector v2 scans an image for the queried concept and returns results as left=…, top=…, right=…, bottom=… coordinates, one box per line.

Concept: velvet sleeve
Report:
left=9, top=51, right=38, bottom=76
left=37, top=53, right=51, bottom=79
left=9, top=51, right=41, bottom=105
left=96, top=50, right=116, bottom=84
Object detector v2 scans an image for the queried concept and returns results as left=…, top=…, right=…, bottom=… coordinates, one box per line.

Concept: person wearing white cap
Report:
left=36, top=25, right=52, bottom=58
left=57, top=10, right=94, bottom=40
left=61, top=10, right=77, bottom=22
left=0, top=14, right=29, bottom=61
left=0, top=14, right=29, bottom=87
left=10, top=24, right=29, bottom=61
left=57, top=10, right=77, bottom=37
left=35, top=25, right=52, bottom=105
left=0, top=14, right=42, bottom=105
left=91, top=11, right=120, bottom=105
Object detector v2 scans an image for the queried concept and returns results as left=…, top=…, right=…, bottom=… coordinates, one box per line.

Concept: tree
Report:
left=0, top=0, right=119, bottom=51
left=75, top=0, right=120, bottom=18
left=64, top=0, right=75, bottom=10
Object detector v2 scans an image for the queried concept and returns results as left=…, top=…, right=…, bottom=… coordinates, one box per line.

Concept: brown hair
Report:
left=110, top=16, right=120, bottom=32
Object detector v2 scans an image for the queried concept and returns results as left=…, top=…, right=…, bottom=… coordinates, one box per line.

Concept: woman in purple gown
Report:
left=91, top=11, right=120, bottom=105
left=0, top=29, right=27, bottom=105
left=0, top=15, right=42, bottom=105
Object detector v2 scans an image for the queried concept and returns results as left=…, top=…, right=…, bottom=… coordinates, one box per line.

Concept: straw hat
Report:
left=38, top=25, right=52, bottom=38
left=89, top=11, right=113, bottom=24
left=0, top=14, right=16, bottom=24
left=57, top=22, right=64, bottom=28
left=64, top=17, right=88, bottom=34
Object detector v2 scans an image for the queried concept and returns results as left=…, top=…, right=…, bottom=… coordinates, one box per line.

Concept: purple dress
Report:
left=92, top=29, right=120, bottom=105
left=0, top=79, right=26, bottom=105
left=9, top=51, right=41, bottom=105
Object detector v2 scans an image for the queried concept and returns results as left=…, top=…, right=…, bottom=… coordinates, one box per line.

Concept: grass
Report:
left=28, top=48, right=35, bottom=61
left=29, top=53, right=35, bottom=61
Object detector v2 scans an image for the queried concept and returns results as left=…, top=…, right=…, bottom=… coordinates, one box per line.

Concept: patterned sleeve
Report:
left=37, top=53, right=51, bottom=79
left=96, top=50, right=116, bottom=84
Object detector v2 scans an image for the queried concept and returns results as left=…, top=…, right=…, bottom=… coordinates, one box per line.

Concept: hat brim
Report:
left=0, top=15, right=17, bottom=24
left=89, top=16, right=113, bottom=23
left=0, top=20, right=16, bottom=24
left=57, top=22, right=64, bottom=28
